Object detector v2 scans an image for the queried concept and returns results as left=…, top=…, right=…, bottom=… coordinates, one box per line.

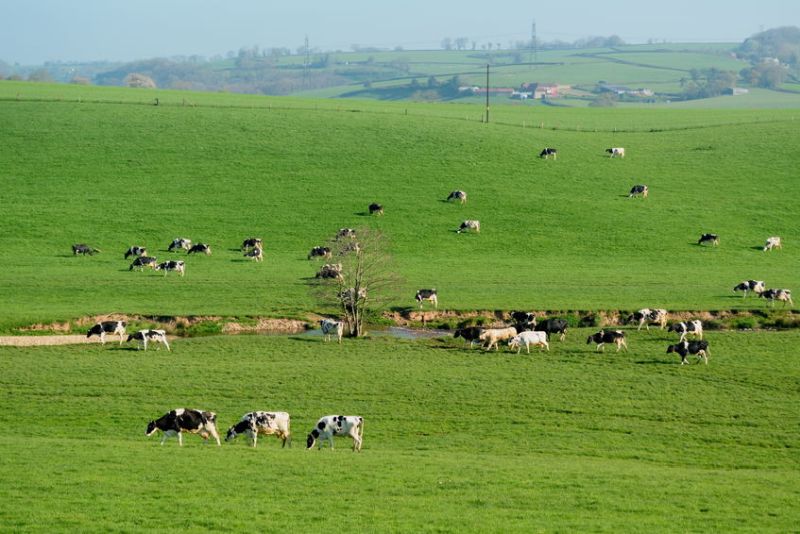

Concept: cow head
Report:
left=508, top=336, right=521, bottom=350
left=145, top=420, right=158, bottom=436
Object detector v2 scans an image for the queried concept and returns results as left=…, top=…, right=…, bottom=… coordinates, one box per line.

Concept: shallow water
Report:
left=295, top=326, right=451, bottom=340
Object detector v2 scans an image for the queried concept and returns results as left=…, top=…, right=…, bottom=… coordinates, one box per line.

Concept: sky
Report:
left=1, top=0, right=798, bottom=65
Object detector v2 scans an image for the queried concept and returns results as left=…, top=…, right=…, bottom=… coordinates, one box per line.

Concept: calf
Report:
left=146, top=408, right=221, bottom=446
left=369, top=203, right=384, bottom=215
left=454, top=326, right=483, bottom=348
left=479, top=326, right=518, bottom=351
left=508, top=331, right=549, bottom=354
left=241, top=237, right=263, bottom=251
left=698, top=233, right=719, bottom=246
left=320, top=318, right=344, bottom=343
left=606, top=147, right=625, bottom=158
left=123, top=246, right=147, bottom=259
left=187, top=243, right=211, bottom=255
left=168, top=238, right=192, bottom=252
left=628, top=184, right=648, bottom=198
left=127, top=329, right=170, bottom=351
left=244, top=247, right=263, bottom=262
left=447, top=190, right=467, bottom=204
left=627, top=308, right=668, bottom=331
left=586, top=330, right=628, bottom=352
left=308, top=246, right=332, bottom=260
left=733, top=280, right=765, bottom=298
left=763, top=236, right=782, bottom=252
left=667, top=340, right=710, bottom=365
left=415, top=289, right=438, bottom=309
left=129, top=256, right=157, bottom=271
left=534, top=318, right=568, bottom=342
left=155, top=260, right=185, bottom=277
left=539, top=147, right=557, bottom=160
left=457, top=220, right=480, bottom=234
left=668, top=320, right=704, bottom=342
left=316, top=263, right=343, bottom=280
left=225, top=411, right=291, bottom=448
left=86, top=320, right=127, bottom=344
left=760, top=288, right=794, bottom=307
left=306, top=415, right=364, bottom=451
left=72, top=243, right=99, bottom=256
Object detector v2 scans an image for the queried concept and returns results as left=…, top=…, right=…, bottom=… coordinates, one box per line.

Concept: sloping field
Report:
left=0, top=83, right=798, bottom=330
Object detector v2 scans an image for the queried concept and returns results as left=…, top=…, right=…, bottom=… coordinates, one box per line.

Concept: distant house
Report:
left=599, top=84, right=653, bottom=97
left=724, top=87, right=750, bottom=96
left=510, top=91, right=532, bottom=100
left=520, top=82, right=569, bottom=99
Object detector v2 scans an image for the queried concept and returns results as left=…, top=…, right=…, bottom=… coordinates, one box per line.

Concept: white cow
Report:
left=306, top=415, right=364, bottom=451
left=763, top=236, right=782, bottom=252
left=508, top=331, right=549, bottom=353
left=478, top=327, right=518, bottom=351
left=320, top=319, right=344, bottom=343
left=457, top=220, right=480, bottom=234
left=606, top=147, right=625, bottom=158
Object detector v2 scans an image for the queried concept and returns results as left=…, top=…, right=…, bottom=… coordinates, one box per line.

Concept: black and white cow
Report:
left=457, top=220, right=480, bottom=233
left=606, top=147, right=625, bottom=158
left=129, top=256, right=158, bottom=271
left=225, top=411, right=291, bottom=448
left=86, top=320, right=127, bottom=344
left=628, top=184, right=648, bottom=198
left=126, top=329, right=170, bottom=351
left=534, top=318, right=568, bottom=342
left=308, top=246, right=332, bottom=260
left=586, top=330, right=628, bottom=352
left=539, top=147, right=557, bottom=160
left=241, top=237, right=263, bottom=251
left=168, top=238, right=192, bottom=252
left=667, top=340, right=710, bottom=365
left=760, top=288, right=794, bottom=307
left=668, top=320, right=704, bottom=342
left=454, top=326, right=483, bottom=347
left=155, top=260, right=185, bottom=277
left=336, top=228, right=356, bottom=240
left=698, top=233, right=719, bottom=246
left=306, top=415, right=364, bottom=451
left=510, top=311, right=536, bottom=328
left=320, top=318, right=344, bottom=343
left=187, top=243, right=211, bottom=255
left=763, top=236, right=782, bottom=252
left=733, top=280, right=765, bottom=298
left=72, top=243, right=99, bottom=256
left=146, top=408, right=221, bottom=446
left=369, top=203, right=384, bottom=215
left=123, top=246, right=148, bottom=259
left=627, top=308, right=668, bottom=331
left=415, top=289, right=438, bottom=309
left=316, top=263, right=342, bottom=279
left=447, top=190, right=467, bottom=204
left=244, top=247, right=263, bottom=262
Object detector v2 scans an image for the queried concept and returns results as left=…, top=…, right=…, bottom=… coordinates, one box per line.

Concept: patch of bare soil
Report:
left=0, top=335, right=100, bottom=347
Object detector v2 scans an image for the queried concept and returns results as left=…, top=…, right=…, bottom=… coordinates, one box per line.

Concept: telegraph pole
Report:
left=530, top=20, right=537, bottom=68
left=303, top=35, right=310, bottom=89
left=485, top=64, right=490, bottom=124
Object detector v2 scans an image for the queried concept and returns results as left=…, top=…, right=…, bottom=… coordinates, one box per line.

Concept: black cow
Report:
left=129, top=256, right=157, bottom=271
left=187, top=243, right=211, bottom=255
left=534, top=318, right=568, bottom=341
left=667, top=340, right=710, bottom=365
left=698, top=233, right=719, bottom=246
left=369, top=203, right=384, bottom=215
left=145, top=408, right=221, bottom=446
left=86, top=321, right=127, bottom=344
left=586, top=330, right=627, bottom=352
left=72, top=243, right=99, bottom=256
left=454, top=327, right=483, bottom=347
left=539, top=147, right=557, bottom=160
left=123, top=246, right=147, bottom=259
left=308, top=246, right=332, bottom=260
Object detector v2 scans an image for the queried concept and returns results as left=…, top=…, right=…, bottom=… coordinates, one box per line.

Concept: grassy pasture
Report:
left=0, top=83, right=798, bottom=329
left=0, top=330, right=797, bottom=531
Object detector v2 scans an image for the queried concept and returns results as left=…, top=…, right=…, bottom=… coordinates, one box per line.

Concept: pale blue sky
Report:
left=2, top=0, right=798, bottom=64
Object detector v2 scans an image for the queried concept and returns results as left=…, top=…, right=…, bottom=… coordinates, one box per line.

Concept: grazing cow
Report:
left=187, top=243, right=211, bottom=255
left=306, top=415, right=364, bottom=451
left=447, top=190, right=467, bottom=204
left=336, top=228, right=356, bottom=240
left=698, top=233, right=719, bottom=246
left=760, top=288, right=794, bottom=307
left=241, top=237, right=263, bottom=251
left=510, top=311, right=536, bottom=329
left=316, top=263, right=343, bottom=280
left=539, top=147, right=557, bottom=160
left=586, top=330, right=628, bottom=352
left=479, top=326, right=518, bottom=351
left=72, top=243, right=99, bottom=256
left=733, top=280, right=765, bottom=298
left=168, top=238, right=192, bottom=252
left=369, top=203, right=384, bottom=215
left=454, top=326, right=483, bottom=347
left=763, top=236, right=782, bottom=252
left=667, top=340, right=710, bottom=365
left=86, top=321, right=127, bottom=344
left=508, top=331, right=549, bottom=354
left=244, top=247, right=263, bottom=262
left=457, top=220, right=480, bottom=234
left=627, top=308, right=668, bottom=331
left=415, top=289, right=438, bottom=309
left=146, top=408, right=221, bottom=446
left=534, top=318, right=568, bottom=342
left=308, top=246, right=332, bottom=260
left=668, top=320, right=704, bottom=342
left=155, top=260, right=185, bottom=277
left=628, top=184, right=648, bottom=198
left=606, top=147, right=625, bottom=158
left=123, top=246, right=147, bottom=259
left=320, top=318, right=344, bottom=343
left=129, top=256, right=157, bottom=271
left=225, top=411, right=291, bottom=448
left=127, top=329, right=170, bottom=351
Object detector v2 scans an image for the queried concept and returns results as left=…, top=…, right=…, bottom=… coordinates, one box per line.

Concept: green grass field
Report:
left=0, top=330, right=797, bottom=531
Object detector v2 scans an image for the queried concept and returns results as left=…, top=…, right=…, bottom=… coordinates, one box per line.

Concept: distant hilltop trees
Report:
left=737, top=26, right=800, bottom=89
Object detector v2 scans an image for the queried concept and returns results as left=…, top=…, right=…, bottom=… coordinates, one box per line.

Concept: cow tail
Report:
left=359, top=417, right=365, bottom=442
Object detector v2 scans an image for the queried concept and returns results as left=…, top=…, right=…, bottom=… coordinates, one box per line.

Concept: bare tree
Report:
left=310, top=228, right=400, bottom=337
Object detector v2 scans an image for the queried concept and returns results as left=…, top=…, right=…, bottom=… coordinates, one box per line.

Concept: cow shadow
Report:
left=288, top=336, right=320, bottom=344
left=633, top=359, right=677, bottom=366
left=229, top=259, right=250, bottom=263
left=355, top=211, right=373, bottom=217
left=749, top=246, right=765, bottom=251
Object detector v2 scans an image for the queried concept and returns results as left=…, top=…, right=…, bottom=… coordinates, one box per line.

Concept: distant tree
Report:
left=471, top=41, right=477, bottom=51
left=124, top=73, right=156, bottom=88
left=454, top=37, right=469, bottom=51
left=739, top=26, right=800, bottom=65
left=27, top=68, right=53, bottom=82
left=441, top=37, right=453, bottom=51
left=70, top=75, right=91, bottom=85
left=427, top=75, right=438, bottom=88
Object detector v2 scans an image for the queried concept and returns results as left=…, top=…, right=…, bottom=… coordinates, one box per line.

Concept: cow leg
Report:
left=209, top=426, right=221, bottom=446
left=99, top=331, right=106, bottom=345
left=177, top=432, right=183, bottom=447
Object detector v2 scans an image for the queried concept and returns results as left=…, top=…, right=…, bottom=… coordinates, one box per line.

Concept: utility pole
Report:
left=530, top=20, right=537, bottom=68
left=303, top=35, right=310, bottom=89
left=485, top=64, right=490, bottom=124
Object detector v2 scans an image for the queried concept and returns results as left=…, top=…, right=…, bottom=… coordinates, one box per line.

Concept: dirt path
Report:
left=0, top=335, right=104, bottom=347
